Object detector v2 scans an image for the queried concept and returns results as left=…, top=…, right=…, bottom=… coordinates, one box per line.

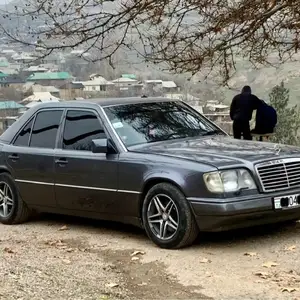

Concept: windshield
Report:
left=103, top=101, right=224, bottom=147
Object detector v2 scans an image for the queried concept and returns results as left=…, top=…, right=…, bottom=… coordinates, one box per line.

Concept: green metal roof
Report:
left=0, top=61, right=9, bottom=67
left=0, top=101, right=24, bottom=110
left=27, top=72, right=72, bottom=81
left=121, top=74, right=136, bottom=79
left=0, top=72, right=8, bottom=78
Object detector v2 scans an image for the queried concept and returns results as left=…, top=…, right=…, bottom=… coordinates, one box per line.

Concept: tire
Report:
left=142, top=183, right=199, bottom=249
left=0, top=173, right=31, bottom=225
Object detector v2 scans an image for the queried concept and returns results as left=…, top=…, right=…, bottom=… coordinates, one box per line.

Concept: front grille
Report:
left=256, top=158, right=300, bottom=192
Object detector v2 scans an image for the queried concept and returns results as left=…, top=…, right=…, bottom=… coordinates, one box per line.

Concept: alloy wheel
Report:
left=0, top=182, right=14, bottom=218
left=147, top=194, right=179, bottom=240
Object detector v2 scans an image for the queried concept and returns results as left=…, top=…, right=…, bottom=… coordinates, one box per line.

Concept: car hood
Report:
left=130, top=135, right=300, bottom=168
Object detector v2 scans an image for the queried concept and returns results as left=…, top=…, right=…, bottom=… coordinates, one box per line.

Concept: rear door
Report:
left=5, top=109, right=64, bottom=208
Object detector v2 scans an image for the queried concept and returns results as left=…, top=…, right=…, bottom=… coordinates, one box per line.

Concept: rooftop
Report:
left=60, top=82, right=85, bottom=89
left=27, top=72, right=72, bottom=81
left=112, top=77, right=138, bottom=83
left=0, top=101, right=24, bottom=110
left=24, top=66, right=48, bottom=72
left=0, top=61, right=9, bottom=67
left=0, top=76, right=25, bottom=84
left=0, top=72, right=8, bottom=78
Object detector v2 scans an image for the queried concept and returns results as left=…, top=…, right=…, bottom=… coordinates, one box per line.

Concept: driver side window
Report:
left=62, top=110, right=106, bottom=151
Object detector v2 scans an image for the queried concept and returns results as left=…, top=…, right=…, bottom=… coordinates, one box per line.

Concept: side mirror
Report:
left=91, top=138, right=108, bottom=153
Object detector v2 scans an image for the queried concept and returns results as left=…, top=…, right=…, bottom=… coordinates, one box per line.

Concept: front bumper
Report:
left=188, top=189, right=300, bottom=232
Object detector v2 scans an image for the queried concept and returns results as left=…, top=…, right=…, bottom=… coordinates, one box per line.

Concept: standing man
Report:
left=230, top=85, right=261, bottom=140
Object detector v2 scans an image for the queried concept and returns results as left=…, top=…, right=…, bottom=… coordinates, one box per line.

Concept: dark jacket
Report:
left=230, top=92, right=261, bottom=122
left=252, top=101, right=277, bottom=134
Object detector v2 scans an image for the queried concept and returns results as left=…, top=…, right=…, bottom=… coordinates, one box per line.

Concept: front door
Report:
left=5, top=109, right=64, bottom=207
left=54, top=109, right=119, bottom=213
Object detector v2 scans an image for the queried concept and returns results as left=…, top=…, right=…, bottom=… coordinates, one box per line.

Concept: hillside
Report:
left=1, top=0, right=300, bottom=106
left=223, top=57, right=300, bottom=105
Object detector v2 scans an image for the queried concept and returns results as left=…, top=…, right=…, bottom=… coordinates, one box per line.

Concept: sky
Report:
left=0, top=0, right=11, bottom=5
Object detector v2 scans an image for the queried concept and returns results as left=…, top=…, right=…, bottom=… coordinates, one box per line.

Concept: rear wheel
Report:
left=142, top=183, right=199, bottom=249
left=0, top=173, right=31, bottom=225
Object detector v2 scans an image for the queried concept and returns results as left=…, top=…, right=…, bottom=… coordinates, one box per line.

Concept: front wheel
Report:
left=142, top=183, right=199, bottom=249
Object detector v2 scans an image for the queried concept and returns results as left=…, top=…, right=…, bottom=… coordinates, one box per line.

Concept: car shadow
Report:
left=33, top=212, right=146, bottom=237
left=195, top=220, right=300, bottom=248
left=30, top=213, right=300, bottom=248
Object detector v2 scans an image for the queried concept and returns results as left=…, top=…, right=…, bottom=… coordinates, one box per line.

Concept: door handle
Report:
left=55, top=158, right=68, bottom=165
left=8, top=154, right=19, bottom=161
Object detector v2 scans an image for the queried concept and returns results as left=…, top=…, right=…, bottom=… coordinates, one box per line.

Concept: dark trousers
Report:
left=233, top=120, right=252, bottom=140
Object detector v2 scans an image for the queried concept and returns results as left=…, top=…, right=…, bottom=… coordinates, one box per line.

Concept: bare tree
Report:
left=1, top=0, right=300, bottom=82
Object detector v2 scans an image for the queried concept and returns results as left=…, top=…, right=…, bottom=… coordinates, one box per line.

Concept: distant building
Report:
left=26, top=72, right=73, bottom=87
left=0, top=75, right=25, bottom=88
left=121, top=74, right=137, bottom=79
left=0, top=99, right=25, bottom=133
left=22, top=65, right=49, bottom=77
left=77, top=75, right=114, bottom=92
left=0, top=101, right=25, bottom=118
left=59, top=82, right=85, bottom=100
left=21, top=92, right=60, bottom=108
left=23, top=83, right=60, bottom=98
left=11, top=52, right=37, bottom=65
left=144, top=80, right=178, bottom=94
left=112, top=77, right=139, bottom=86
left=202, top=101, right=232, bottom=135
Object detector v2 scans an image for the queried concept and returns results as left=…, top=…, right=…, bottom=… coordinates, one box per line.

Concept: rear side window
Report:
left=14, top=118, right=34, bottom=147
left=63, top=110, right=106, bottom=151
left=30, top=110, right=63, bottom=149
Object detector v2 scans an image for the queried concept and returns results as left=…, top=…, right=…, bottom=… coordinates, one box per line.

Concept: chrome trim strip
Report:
left=118, top=189, right=141, bottom=194
left=15, top=179, right=54, bottom=186
left=99, top=106, right=128, bottom=153
left=55, top=183, right=116, bottom=192
left=16, top=179, right=141, bottom=194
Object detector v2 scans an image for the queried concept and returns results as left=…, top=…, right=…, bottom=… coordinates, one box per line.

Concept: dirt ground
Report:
left=1, top=215, right=300, bottom=300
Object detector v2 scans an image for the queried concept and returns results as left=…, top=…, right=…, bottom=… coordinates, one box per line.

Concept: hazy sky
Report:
left=0, top=0, right=10, bottom=5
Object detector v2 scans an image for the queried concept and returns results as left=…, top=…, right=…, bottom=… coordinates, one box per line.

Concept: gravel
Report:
left=1, top=214, right=300, bottom=300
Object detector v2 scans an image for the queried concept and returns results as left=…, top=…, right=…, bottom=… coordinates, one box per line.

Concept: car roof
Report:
left=30, top=97, right=177, bottom=109
left=0, top=97, right=180, bottom=144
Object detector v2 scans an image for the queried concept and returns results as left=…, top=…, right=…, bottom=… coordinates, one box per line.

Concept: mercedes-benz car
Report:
left=0, top=97, right=299, bottom=249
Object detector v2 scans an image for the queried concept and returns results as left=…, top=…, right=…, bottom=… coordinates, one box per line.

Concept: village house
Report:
left=164, top=93, right=200, bottom=105
left=202, top=101, right=232, bottom=134
left=0, top=101, right=25, bottom=118
left=112, top=75, right=144, bottom=96
left=0, top=101, right=25, bottom=133
left=23, top=82, right=60, bottom=98
left=22, top=65, right=49, bottom=78
left=144, top=79, right=178, bottom=94
left=112, top=76, right=139, bottom=86
left=11, top=52, right=37, bottom=66
left=21, top=92, right=60, bottom=108
left=78, top=74, right=114, bottom=93
left=59, top=82, right=85, bottom=100
left=0, top=75, right=25, bottom=89
left=1, top=49, right=16, bottom=60
left=26, top=72, right=73, bottom=87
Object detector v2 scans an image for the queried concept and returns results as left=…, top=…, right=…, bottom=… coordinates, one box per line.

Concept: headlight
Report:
left=203, top=169, right=256, bottom=193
